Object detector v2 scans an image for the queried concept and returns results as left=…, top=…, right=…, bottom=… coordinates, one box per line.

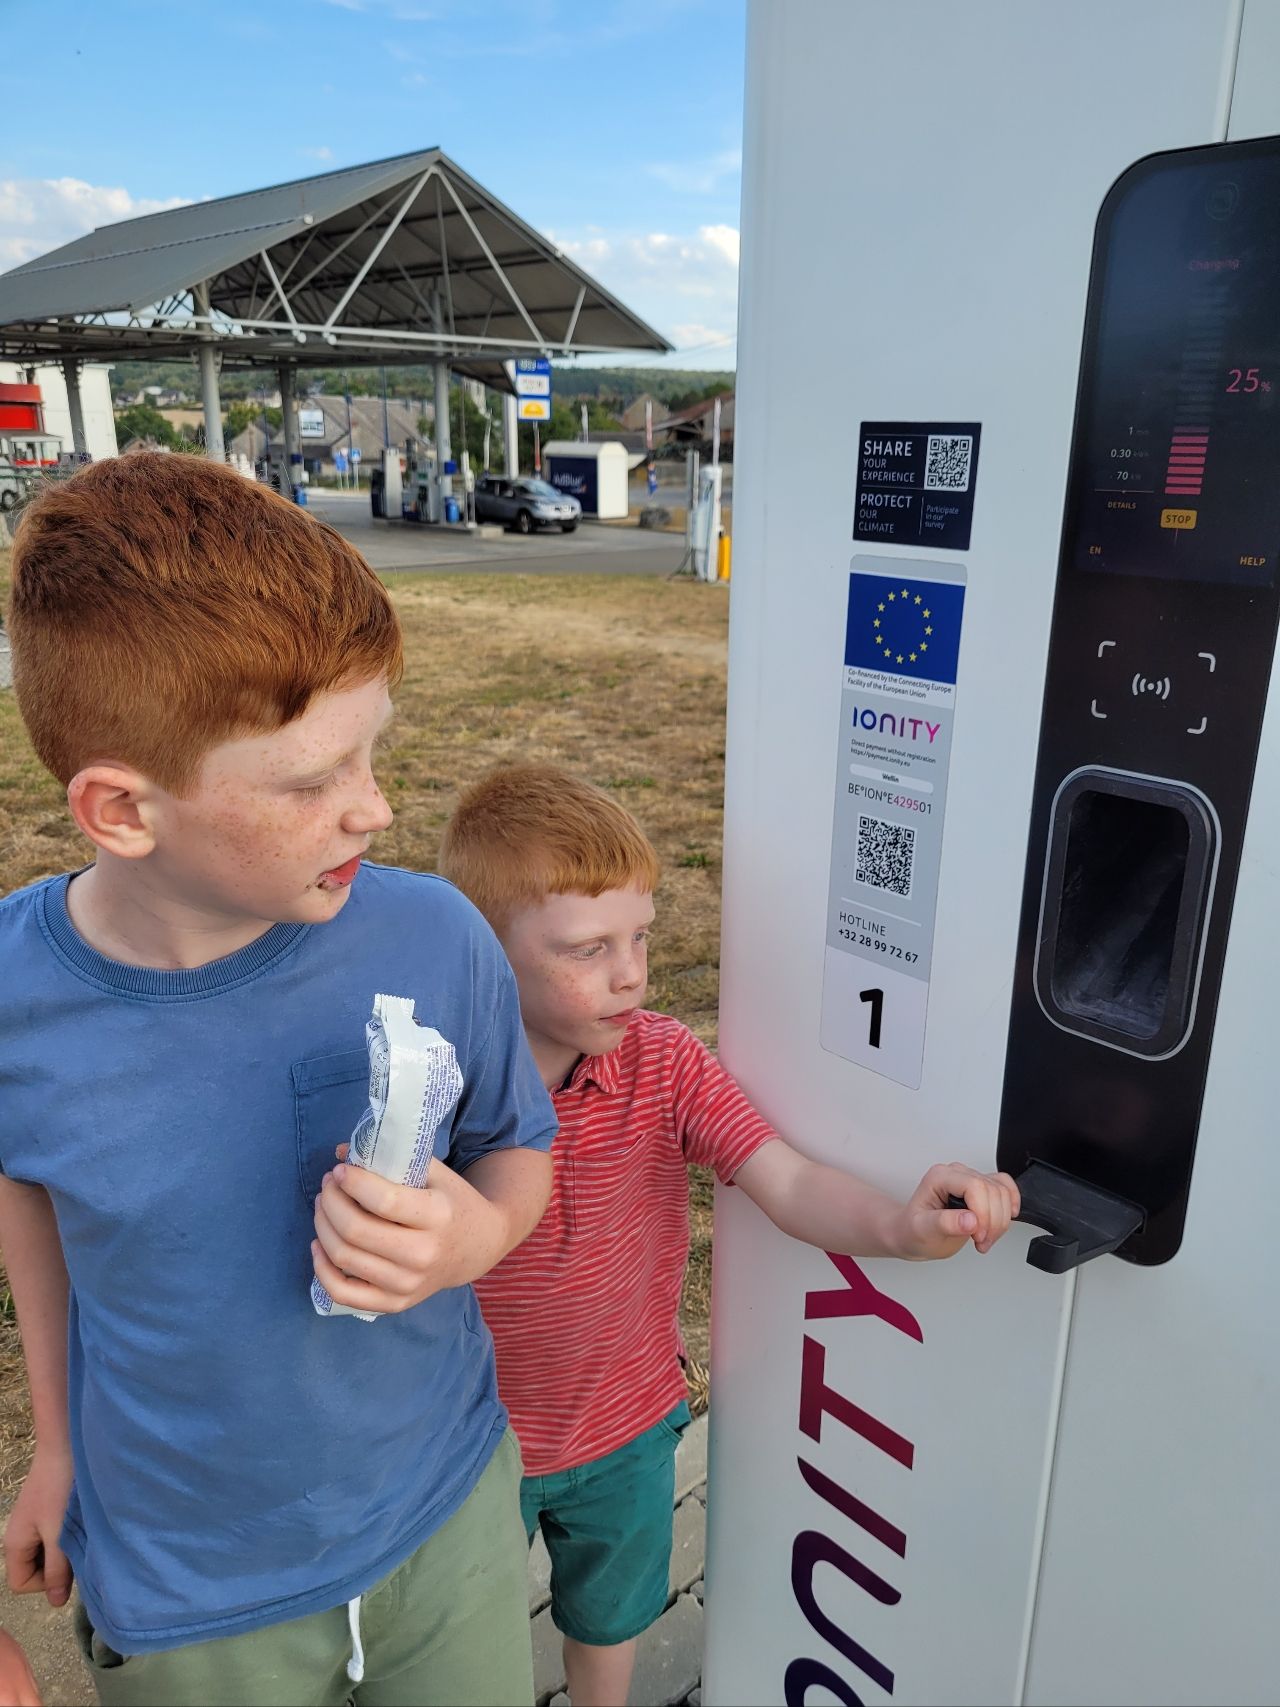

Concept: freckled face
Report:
left=500, top=886, right=655, bottom=1069
left=144, top=677, right=396, bottom=927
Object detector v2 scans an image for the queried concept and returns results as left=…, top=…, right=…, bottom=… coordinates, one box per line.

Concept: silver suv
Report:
left=474, top=476, right=581, bottom=534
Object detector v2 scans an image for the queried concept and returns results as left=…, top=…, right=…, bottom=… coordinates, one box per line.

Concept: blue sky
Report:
left=0, top=0, right=745, bottom=367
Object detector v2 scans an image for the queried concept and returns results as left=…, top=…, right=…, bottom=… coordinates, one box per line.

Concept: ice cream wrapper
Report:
left=312, top=993, right=464, bottom=1321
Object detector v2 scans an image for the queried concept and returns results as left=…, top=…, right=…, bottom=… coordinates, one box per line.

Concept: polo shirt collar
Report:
left=561, top=1047, right=622, bottom=1096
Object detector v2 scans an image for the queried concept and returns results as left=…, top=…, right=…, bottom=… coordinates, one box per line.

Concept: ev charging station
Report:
left=705, top=5, right=1280, bottom=1704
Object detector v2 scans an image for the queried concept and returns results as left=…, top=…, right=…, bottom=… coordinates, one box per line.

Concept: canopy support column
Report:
left=434, top=359, right=453, bottom=505
left=194, top=283, right=225, bottom=462
left=61, top=360, right=88, bottom=456
left=503, top=393, right=519, bottom=479
left=278, top=361, right=300, bottom=498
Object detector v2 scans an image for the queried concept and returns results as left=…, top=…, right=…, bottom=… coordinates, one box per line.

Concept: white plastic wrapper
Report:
left=312, top=993, right=464, bottom=1322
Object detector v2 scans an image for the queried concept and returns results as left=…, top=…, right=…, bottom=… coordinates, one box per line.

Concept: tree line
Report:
left=108, top=361, right=734, bottom=412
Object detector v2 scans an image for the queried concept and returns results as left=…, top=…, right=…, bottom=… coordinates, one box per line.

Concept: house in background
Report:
left=620, top=392, right=664, bottom=432
left=655, top=392, right=735, bottom=459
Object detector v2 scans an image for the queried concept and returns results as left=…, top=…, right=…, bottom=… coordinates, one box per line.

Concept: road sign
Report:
left=299, top=408, right=325, bottom=439
left=350, top=447, right=362, bottom=463
left=514, top=356, right=552, bottom=414
left=514, top=357, right=550, bottom=390
left=333, top=450, right=348, bottom=473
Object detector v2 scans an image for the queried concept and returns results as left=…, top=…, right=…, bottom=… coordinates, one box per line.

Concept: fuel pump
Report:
left=380, top=445, right=403, bottom=523
left=405, top=441, right=439, bottom=523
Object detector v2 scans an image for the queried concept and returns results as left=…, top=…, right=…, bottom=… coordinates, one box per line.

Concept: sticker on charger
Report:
left=854, top=421, right=981, bottom=551
left=820, top=555, right=966, bottom=1088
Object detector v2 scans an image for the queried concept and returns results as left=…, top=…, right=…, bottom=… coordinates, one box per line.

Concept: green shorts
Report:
left=520, top=1401, right=691, bottom=1648
left=73, top=1429, right=533, bottom=1706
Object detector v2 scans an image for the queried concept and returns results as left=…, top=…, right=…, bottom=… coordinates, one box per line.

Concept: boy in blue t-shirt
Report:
left=0, top=456, right=556, bottom=1705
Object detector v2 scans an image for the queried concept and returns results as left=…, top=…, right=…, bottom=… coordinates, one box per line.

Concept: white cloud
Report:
left=299, top=146, right=334, bottom=161
left=700, top=223, right=739, bottom=267
left=670, top=322, right=735, bottom=352
left=562, top=235, right=611, bottom=264
left=323, top=0, right=438, bottom=14
left=647, top=148, right=742, bottom=196
left=0, top=178, right=191, bottom=270
left=546, top=222, right=739, bottom=366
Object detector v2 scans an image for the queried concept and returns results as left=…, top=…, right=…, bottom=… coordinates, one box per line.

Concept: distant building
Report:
left=0, top=361, right=118, bottom=460
left=655, top=392, right=735, bottom=458
left=620, top=393, right=663, bottom=432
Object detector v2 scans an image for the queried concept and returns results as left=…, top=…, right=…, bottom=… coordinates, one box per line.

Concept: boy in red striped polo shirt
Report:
left=439, top=765, right=1019, bottom=1707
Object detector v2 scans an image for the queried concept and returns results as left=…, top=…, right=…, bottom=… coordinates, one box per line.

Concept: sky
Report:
left=0, top=0, right=745, bottom=369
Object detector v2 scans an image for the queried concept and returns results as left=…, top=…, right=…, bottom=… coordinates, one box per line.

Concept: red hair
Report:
left=7, top=455, right=402, bottom=794
left=439, top=764, right=661, bottom=930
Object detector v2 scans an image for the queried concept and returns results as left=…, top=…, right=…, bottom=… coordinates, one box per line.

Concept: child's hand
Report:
left=312, top=1159, right=513, bottom=1314
left=896, top=1163, right=1020, bottom=1259
left=0, top=1630, right=40, bottom=1706
left=3, top=1446, right=73, bottom=1608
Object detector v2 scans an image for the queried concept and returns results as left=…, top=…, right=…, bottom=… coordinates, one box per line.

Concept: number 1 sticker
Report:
left=822, top=954, right=931, bottom=1086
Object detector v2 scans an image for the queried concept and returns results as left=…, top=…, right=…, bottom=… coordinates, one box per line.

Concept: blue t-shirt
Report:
left=0, top=863, right=556, bottom=1653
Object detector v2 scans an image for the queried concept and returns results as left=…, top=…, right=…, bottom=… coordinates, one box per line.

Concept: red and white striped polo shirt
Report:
left=474, top=1008, right=779, bottom=1475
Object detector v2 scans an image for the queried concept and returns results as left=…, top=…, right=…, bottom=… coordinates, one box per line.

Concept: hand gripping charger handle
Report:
left=948, top=1160, right=1144, bottom=1273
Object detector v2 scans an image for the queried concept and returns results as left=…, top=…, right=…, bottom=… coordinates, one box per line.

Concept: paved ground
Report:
left=0, top=1415, right=709, bottom=1706
left=307, top=490, right=687, bottom=578
left=1, top=489, right=688, bottom=589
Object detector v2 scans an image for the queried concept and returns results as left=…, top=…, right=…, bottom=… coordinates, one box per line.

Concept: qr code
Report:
left=924, top=433, right=973, bottom=491
left=855, top=815, right=915, bottom=898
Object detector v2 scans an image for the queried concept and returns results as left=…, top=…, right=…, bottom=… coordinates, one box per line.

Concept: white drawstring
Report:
left=346, top=1594, right=366, bottom=1685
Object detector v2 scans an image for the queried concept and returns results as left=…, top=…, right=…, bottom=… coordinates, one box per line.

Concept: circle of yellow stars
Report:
left=872, top=586, right=933, bottom=666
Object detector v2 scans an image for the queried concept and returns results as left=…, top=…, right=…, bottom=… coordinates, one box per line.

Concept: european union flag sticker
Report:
left=843, top=570, right=965, bottom=686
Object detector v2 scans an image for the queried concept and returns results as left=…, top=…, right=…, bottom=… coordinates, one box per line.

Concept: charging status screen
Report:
left=1068, top=147, right=1280, bottom=588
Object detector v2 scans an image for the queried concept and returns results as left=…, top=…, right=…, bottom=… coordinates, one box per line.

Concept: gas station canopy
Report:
left=0, top=148, right=672, bottom=380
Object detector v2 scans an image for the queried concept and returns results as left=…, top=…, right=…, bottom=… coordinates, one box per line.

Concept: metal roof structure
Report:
left=0, top=148, right=672, bottom=381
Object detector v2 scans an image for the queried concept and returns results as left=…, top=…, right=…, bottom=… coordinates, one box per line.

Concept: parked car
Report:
left=474, top=475, right=581, bottom=533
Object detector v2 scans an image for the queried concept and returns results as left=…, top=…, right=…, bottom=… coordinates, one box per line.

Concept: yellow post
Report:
left=717, top=533, right=732, bottom=581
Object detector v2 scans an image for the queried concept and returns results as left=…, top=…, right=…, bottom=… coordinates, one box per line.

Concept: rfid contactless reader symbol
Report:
left=1132, top=673, right=1171, bottom=700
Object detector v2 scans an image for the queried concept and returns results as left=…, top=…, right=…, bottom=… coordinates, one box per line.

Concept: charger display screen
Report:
left=1069, top=148, right=1280, bottom=587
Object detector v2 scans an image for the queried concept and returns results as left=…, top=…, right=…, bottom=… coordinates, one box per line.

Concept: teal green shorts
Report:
left=520, top=1401, right=691, bottom=1647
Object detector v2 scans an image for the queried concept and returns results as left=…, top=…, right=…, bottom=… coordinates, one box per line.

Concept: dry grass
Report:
left=0, top=544, right=725, bottom=1468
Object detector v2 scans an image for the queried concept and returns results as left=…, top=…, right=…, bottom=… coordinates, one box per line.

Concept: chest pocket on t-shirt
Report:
left=292, top=1050, right=370, bottom=1204
left=564, top=1127, right=651, bottom=1239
